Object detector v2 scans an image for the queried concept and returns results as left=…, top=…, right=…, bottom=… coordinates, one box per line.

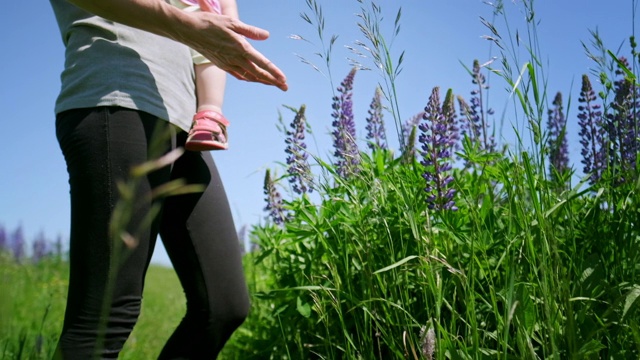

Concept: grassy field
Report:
left=0, top=257, right=187, bottom=359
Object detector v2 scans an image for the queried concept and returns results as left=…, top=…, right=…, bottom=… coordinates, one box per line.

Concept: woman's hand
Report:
left=188, top=0, right=288, bottom=90
left=66, top=0, right=288, bottom=91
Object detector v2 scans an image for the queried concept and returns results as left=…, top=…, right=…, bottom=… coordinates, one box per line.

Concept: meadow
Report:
left=0, top=256, right=186, bottom=359
left=3, top=0, right=640, bottom=359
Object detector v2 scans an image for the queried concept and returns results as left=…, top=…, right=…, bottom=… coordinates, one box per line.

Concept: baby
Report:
left=171, top=0, right=237, bottom=151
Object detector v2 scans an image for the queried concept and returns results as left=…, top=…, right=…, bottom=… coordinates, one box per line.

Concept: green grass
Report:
left=0, top=256, right=67, bottom=359
left=120, top=265, right=185, bottom=360
left=0, top=257, right=187, bottom=360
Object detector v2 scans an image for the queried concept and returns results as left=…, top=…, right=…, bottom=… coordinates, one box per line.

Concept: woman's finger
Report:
left=243, top=60, right=288, bottom=91
left=216, top=41, right=288, bottom=90
left=244, top=51, right=287, bottom=89
left=229, top=19, right=270, bottom=41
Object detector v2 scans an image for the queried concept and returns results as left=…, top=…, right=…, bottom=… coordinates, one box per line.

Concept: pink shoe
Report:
left=185, top=110, right=230, bottom=151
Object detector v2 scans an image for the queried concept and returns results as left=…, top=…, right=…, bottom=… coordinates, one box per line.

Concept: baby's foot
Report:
left=185, top=110, right=230, bottom=151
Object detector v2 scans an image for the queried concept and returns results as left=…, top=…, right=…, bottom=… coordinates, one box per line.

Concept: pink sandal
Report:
left=185, top=110, right=230, bottom=151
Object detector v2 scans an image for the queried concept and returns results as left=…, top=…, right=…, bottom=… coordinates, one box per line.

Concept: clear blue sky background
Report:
left=0, top=1, right=635, bottom=266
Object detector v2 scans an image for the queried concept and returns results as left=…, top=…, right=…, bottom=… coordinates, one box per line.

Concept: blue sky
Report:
left=0, top=1, right=635, bottom=266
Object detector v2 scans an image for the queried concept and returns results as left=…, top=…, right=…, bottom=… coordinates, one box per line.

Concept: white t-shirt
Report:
left=49, top=0, right=196, bottom=132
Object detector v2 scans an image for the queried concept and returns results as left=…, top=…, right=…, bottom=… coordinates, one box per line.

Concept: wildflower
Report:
left=0, top=225, right=6, bottom=253
left=54, top=235, right=64, bottom=259
left=285, top=105, right=312, bottom=194
left=547, top=92, right=569, bottom=181
left=609, top=58, right=639, bottom=178
left=365, top=87, right=387, bottom=150
left=32, top=231, right=49, bottom=263
left=459, top=60, right=496, bottom=153
left=400, top=111, right=424, bottom=158
left=606, top=76, right=637, bottom=183
left=263, top=169, right=286, bottom=225
left=578, top=74, right=605, bottom=184
left=10, top=225, right=25, bottom=262
left=401, top=125, right=417, bottom=164
left=331, top=67, right=360, bottom=178
left=419, top=87, right=458, bottom=211
left=457, top=96, right=479, bottom=141
left=442, top=88, right=460, bottom=148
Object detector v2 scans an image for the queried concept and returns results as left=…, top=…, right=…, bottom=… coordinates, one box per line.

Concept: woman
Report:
left=49, top=0, right=287, bottom=358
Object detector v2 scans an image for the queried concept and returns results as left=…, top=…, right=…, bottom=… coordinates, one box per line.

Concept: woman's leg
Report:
left=55, top=107, right=174, bottom=359
left=158, top=137, right=250, bottom=359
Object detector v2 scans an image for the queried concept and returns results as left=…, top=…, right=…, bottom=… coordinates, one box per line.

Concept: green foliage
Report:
left=236, top=137, right=639, bottom=358
left=227, top=1, right=640, bottom=359
left=0, top=258, right=67, bottom=359
left=0, top=259, right=185, bottom=360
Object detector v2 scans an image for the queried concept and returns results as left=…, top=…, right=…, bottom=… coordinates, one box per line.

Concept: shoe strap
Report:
left=193, top=110, right=230, bottom=127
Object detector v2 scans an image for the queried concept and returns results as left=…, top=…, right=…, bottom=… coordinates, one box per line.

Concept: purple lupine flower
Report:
left=457, top=96, right=479, bottom=141
left=613, top=56, right=631, bottom=91
left=610, top=58, right=639, bottom=177
left=578, top=74, right=605, bottom=185
left=402, top=112, right=424, bottom=145
left=402, top=124, right=418, bottom=164
left=365, top=87, right=388, bottom=150
left=10, top=225, right=25, bottom=262
left=459, top=60, right=496, bottom=153
left=547, top=92, right=569, bottom=181
left=606, top=76, right=636, bottom=183
left=263, top=169, right=286, bottom=225
left=442, top=88, right=460, bottom=150
left=400, top=112, right=424, bottom=160
left=0, top=224, right=7, bottom=253
left=32, top=231, right=49, bottom=263
left=285, top=105, right=312, bottom=194
left=54, top=235, right=64, bottom=259
left=331, top=67, right=360, bottom=178
left=419, top=87, right=458, bottom=211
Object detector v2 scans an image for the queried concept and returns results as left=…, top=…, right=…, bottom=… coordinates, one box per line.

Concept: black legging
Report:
left=54, top=107, right=250, bottom=359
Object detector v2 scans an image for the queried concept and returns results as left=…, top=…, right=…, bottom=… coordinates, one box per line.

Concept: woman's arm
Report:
left=66, top=0, right=287, bottom=90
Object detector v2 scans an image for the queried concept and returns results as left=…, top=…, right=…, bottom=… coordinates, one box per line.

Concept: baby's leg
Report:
left=195, top=0, right=237, bottom=114
left=185, top=0, right=238, bottom=151
left=195, top=63, right=226, bottom=114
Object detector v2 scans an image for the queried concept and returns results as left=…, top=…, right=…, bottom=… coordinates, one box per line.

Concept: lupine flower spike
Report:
left=263, top=169, right=286, bottom=225
left=0, top=225, right=7, bottom=253
left=419, top=87, right=458, bottom=211
left=442, top=88, right=460, bottom=151
left=400, top=111, right=424, bottom=158
left=547, top=92, right=569, bottom=182
left=285, top=105, right=312, bottom=194
left=401, top=125, right=417, bottom=164
left=365, top=87, right=388, bottom=150
left=331, top=67, right=360, bottom=178
left=11, top=225, right=25, bottom=262
left=607, top=58, right=638, bottom=180
left=578, top=74, right=604, bottom=185
left=459, top=59, right=495, bottom=153
left=32, top=232, right=49, bottom=263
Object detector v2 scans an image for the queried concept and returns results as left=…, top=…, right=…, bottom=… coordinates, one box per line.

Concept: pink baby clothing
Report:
left=172, top=0, right=221, bottom=14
